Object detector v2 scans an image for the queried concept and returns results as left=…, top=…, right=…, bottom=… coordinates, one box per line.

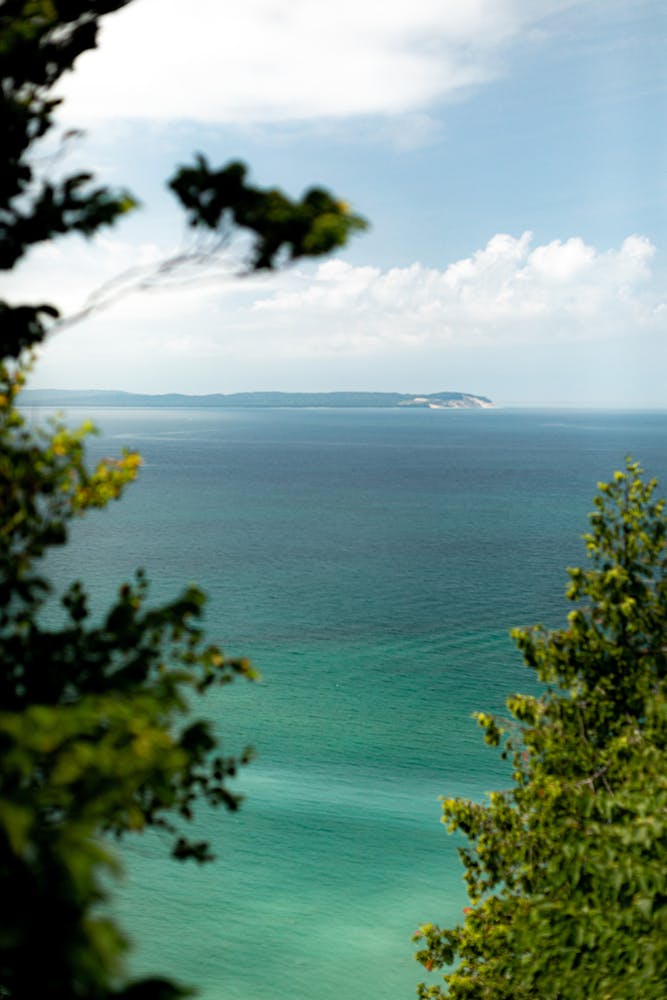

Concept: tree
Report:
left=0, top=3, right=365, bottom=998
left=414, top=459, right=667, bottom=1000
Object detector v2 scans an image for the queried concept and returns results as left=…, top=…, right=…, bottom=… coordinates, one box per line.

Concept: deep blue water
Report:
left=36, top=406, right=667, bottom=1000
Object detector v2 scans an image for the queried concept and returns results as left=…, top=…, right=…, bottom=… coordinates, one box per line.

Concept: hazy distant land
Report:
left=21, top=389, right=493, bottom=409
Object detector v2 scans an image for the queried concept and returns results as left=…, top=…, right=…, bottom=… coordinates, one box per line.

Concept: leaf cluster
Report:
left=169, top=155, right=367, bottom=270
left=1, top=4, right=367, bottom=996
left=0, top=4, right=366, bottom=357
left=0, top=360, right=258, bottom=999
left=1, top=2, right=137, bottom=352
left=414, top=460, right=667, bottom=999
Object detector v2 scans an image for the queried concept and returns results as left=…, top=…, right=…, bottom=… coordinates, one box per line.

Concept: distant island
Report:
left=21, top=389, right=493, bottom=409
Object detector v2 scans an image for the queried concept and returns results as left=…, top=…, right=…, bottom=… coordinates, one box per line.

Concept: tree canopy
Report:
left=0, top=3, right=366, bottom=998
left=414, top=459, right=667, bottom=999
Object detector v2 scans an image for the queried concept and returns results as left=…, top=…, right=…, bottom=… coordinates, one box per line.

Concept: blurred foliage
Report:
left=169, top=155, right=366, bottom=270
left=414, top=459, right=667, bottom=999
left=0, top=1, right=366, bottom=355
left=0, top=353, right=258, bottom=1000
left=0, top=2, right=365, bottom=998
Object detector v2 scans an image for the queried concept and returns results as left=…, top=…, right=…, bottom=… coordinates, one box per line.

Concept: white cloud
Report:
left=56, top=0, right=576, bottom=125
left=6, top=233, right=272, bottom=322
left=17, top=230, right=664, bottom=395
left=247, top=232, right=662, bottom=354
left=7, top=236, right=163, bottom=315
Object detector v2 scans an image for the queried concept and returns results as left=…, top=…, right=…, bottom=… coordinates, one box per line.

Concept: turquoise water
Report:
left=39, top=406, right=667, bottom=1000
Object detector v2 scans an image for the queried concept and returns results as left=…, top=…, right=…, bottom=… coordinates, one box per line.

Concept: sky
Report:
left=8, top=0, right=667, bottom=405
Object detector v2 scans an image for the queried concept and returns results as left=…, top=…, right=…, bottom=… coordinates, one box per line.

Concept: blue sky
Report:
left=11, top=0, right=667, bottom=404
